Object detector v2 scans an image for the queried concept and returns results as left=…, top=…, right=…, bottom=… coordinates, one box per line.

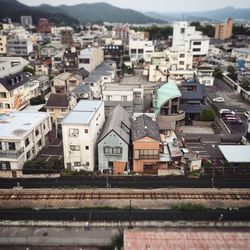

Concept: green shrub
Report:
left=171, top=202, right=207, bottom=211
left=199, top=108, right=215, bottom=121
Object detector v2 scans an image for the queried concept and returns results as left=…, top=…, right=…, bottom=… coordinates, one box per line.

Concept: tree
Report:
left=23, top=66, right=35, bottom=75
left=213, top=66, right=223, bottom=79
left=199, top=108, right=215, bottom=121
left=139, top=58, right=145, bottom=65
left=122, top=55, right=130, bottom=62
left=30, top=95, right=46, bottom=105
left=227, top=65, right=237, bottom=80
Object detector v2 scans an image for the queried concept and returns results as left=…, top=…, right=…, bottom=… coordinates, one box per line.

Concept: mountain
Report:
left=37, top=2, right=163, bottom=24
left=146, top=6, right=250, bottom=22
left=0, top=0, right=79, bottom=26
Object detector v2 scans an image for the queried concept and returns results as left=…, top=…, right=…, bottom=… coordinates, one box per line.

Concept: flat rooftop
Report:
left=104, top=83, right=142, bottom=91
left=0, top=112, right=48, bottom=139
left=62, top=100, right=103, bottom=125
left=219, top=145, right=250, bottom=163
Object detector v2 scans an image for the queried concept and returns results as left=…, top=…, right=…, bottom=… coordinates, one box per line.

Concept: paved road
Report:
left=0, top=208, right=249, bottom=221
left=1, top=176, right=250, bottom=189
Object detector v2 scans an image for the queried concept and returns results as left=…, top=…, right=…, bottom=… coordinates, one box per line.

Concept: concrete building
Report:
left=51, top=27, right=73, bottom=37
left=0, top=112, right=51, bottom=171
left=129, top=39, right=154, bottom=63
left=0, top=34, right=7, bottom=55
left=98, top=105, right=131, bottom=173
left=40, top=43, right=65, bottom=59
left=103, top=83, right=143, bottom=115
left=7, top=36, right=33, bottom=57
left=63, top=47, right=78, bottom=73
left=78, top=46, right=104, bottom=73
left=36, top=18, right=52, bottom=33
left=172, top=21, right=209, bottom=57
left=232, top=48, right=250, bottom=69
left=215, top=18, right=233, bottom=40
left=153, top=80, right=185, bottom=130
left=20, top=16, right=33, bottom=28
left=62, top=100, right=105, bottom=171
left=61, top=30, right=74, bottom=46
left=30, top=75, right=51, bottom=95
left=112, top=25, right=129, bottom=41
left=196, top=65, right=215, bottom=86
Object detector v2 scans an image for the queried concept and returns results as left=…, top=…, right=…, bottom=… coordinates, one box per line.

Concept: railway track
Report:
left=0, top=192, right=250, bottom=200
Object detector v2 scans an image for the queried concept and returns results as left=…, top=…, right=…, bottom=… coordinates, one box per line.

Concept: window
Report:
left=85, top=129, right=88, bottom=133
left=134, top=92, right=141, bottom=99
left=79, top=58, right=90, bottom=64
left=26, top=150, right=31, bottom=160
left=0, top=161, right=11, bottom=171
left=138, top=149, right=159, bottom=159
left=104, top=147, right=123, bottom=155
left=179, top=61, right=185, bottom=65
left=138, top=49, right=144, bottom=54
left=70, top=145, right=80, bottom=151
left=130, top=49, right=136, bottom=54
left=8, top=142, right=16, bottom=150
left=193, top=41, right=201, bottom=46
left=179, top=54, right=185, bottom=58
left=66, top=163, right=71, bottom=169
left=69, top=128, right=79, bottom=136
left=35, top=129, right=39, bottom=136
left=181, top=28, right=185, bottom=34
left=193, top=48, right=201, bottom=52
left=37, top=140, right=42, bottom=147
left=85, top=146, right=89, bottom=150
left=74, top=162, right=81, bottom=166
left=0, top=142, right=2, bottom=150
left=121, top=96, right=127, bottom=101
left=108, top=161, right=114, bottom=168
left=86, top=162, right=90, bottom=166
left=106, top=95, right=112, bottom=101
left=61, top=108, right=67, bottom=112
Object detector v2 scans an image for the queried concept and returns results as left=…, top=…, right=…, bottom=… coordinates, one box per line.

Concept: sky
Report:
left=18, top=0, right=250, bottom=12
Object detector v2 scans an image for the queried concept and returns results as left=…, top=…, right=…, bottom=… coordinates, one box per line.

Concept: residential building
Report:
left=129, top=30, right=149, bottom=41
left=0, top=71, right=39, bottom=112
left=102, top=44, right=124, bottom=64
left=112, top=25, right=129, bottom=41
left=103, top=83, right=143, bottom=115
left=232, top=48, right=250, bottom=69
left=40, top=43, right=65, bottom=59
left=20, top=16, right=33, bottom=29
left=46, top=93, right=76, bottom=132
left=196, top=65, right=215, bottom=86
left=72, top=84, right=92, bottom=101
left=172, top=21, right=209, bottom=57
left=30, top=75, right=51, bottom=95
left=61, top=30, right=74, bottom=46
left=78, top=46, right=104, bottom=72
left=131, top=114, right=161, bottom=174
left=129, top=39, right=154, bottom=63
left=179, top=79, right=207, bottom=123
left=36, top=18, right=52, bottom=33
left=63, top=47, right=78, bottom=73
left=0, top=112, right=51, bottom=171
left=83, top=75, right=103, bottom=99
left=7, top=36, right=33, bottom=57
left=35, top=63, right=49, bottom=76
left=51, top=26, right=73, bottom=37
left=0, top=34, right=7, bottom=55
left=52, top=72, right=69, bottom=93
left=62, top=100, right=105, bottom=171
left=153, top=80, right=185, bottom=130
left=51, top=51, right=64, bottom=73
left=215, top=18, right=233, bottom=40
left=98, top=105, right=131, bottom=173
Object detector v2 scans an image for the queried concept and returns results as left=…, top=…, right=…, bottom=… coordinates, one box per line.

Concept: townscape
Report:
left=0, top=0, right=250, bottom=249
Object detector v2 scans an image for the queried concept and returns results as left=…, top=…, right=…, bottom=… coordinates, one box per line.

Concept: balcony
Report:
left=157, top=110, right=186, bottom=122
left=0, top=147, right=24, bottom=159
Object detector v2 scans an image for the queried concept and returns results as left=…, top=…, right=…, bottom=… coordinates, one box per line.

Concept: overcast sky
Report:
left=19, top=0, right=250, bottom=12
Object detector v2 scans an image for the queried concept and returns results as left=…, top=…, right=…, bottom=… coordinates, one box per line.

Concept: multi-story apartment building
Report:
left=7, top=36, right=33, bottom=57
left=30, top=75, right=51, bottom=95
left=232, top=48, right=250, bottom=69
left=129, top=39, right=154, bottom=63
left=102, top=44, right=124, bottom=64
left=20, top=16, right=33, bottom=29
left=40, top=43, right=65, bottom=59
left=78, top=46, right=104, bottom=73
left=36, top=18, right=52, bottom=33
left=112, top=25, right=129, bottom=41
left=0, top=34, right=7, bottom=55
left=215, top=18, right=233, bottom=40
left=0, top=111, right=51, bottom=171
left=63, top=47, right=78, bottom=73
left=196, top=65, right=215, bottom=86
left=61, top=30, right=74, bottom=46
left=51, top=27, right=73, bottom=37
left=62, top=100, right=105, bottom=171
left=172, top=22, right=209, bottom=57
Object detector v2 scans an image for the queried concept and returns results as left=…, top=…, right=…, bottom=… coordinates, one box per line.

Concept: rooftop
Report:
left=0, top=112, right=48, bottom=139
left=53, top=72, right=71, bottom=81
left=62, top=100, right=103, bottom=125
left=233, top=48, right=250, bottom=55
left=218, top=145, right=250, bottom=163
left=46, top=93, right=69, bottom=108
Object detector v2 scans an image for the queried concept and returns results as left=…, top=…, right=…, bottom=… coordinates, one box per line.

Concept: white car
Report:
left=244, top=111, right=250, bottom=118
left=219, top=109, right=235, bottom=115
left=213, top=97, right=224, bottom=103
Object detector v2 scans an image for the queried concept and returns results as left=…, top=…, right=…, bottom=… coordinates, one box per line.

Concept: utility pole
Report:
left=129, top=199, right=132, bottom=229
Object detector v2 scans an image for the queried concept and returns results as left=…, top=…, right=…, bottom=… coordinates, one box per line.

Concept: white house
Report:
left=196, top=65, right=215, bottom=86
left=129, top=39, right=154, bottom=63
left=62, top=100, right=105, bottom=171
left=172, top=22, right=209, bottom=57
left=0, top=112, right=51, bottom=171
left=78, top=46, right=104, bottom=73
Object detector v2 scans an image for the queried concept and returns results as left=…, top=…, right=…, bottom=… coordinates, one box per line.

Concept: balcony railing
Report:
left=0, top=147, right=24, bottom=159
left=158, top=111, right=186, bottom=122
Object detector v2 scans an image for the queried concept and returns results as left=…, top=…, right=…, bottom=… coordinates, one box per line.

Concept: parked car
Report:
left=213, top=97, right=224, bottom=103
left=219, top=109, right=235, bottom=115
